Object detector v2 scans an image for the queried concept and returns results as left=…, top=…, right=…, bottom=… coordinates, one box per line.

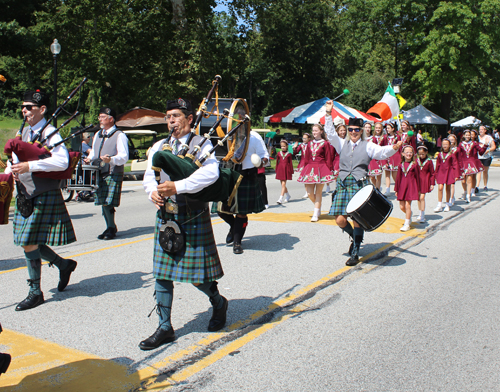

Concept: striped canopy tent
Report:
left=264, top=98, right=379, bottom=125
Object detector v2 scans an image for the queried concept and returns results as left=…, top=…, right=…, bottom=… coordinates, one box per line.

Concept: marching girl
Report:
left=297, top=123, right=334, bottom=222
left=368, top=122, right=386, bottom=190
left=470, top=129, right=481, bottom=197
left=434, top=138, right=459, bottom=212
left=477, top=125, right=496, bottom=191
left=276, top=140, right=294, bottom=204
left=447, top=134, right=459, bottom=205
left=457, top=130, right=487, bottom=203
left=416, top=145, right=435, bottom=223
left=293, top=133, right=311, bottom=198
left=383, top=122, right=400, bottom=195
left=395, top=145, right=420, bottom=231
left=399, top=120, right=417, bottom=151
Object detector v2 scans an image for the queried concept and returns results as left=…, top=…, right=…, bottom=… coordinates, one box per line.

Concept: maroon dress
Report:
left=368, top=134, right=386, bottom=176
left=294, top=143, right=307, bottom=175
left=417, top=157, right=435, bottom=194
left=329, top=142, right=339, bottom=179
left=395, top=161, right=420, bottom=201
left=435, top=151, right=458, bottom=185
left=386, top=134, right=401, bottom=171
left=456, top=141, right=487, bottom=176
left=297, top=139, right=334, bottom=184
left=275, top=151, right=294, bottom=181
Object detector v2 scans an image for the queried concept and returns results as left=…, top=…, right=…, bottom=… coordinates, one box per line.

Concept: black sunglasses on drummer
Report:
left=348, top=127, right=361, bottom=132
left=21, top=105, right=39, bottom=110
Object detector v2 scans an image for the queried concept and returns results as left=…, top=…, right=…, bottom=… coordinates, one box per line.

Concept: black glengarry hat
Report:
left=348, top=117, right=363, bottom=127
left=23, top=90, right=50, bottom=107
left=166, top=98, right=192, bottom=114
left=99, top=107, right=117, bottom=120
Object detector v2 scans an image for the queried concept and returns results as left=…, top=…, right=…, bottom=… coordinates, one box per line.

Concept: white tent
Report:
left=450, top=116, right=481, bottom=127
left=402, top=105, right=448, bottom=125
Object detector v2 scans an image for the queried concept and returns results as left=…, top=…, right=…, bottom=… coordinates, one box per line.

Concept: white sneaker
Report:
left=284, top=193, right=291, bottom=203
left=302, top=192, right=308, bottom=198
left=325, top=185, right=331, bottom=193
left=400, top=224, right=411, bottom=232
left=277, top=196, right=283, bottom=204
left=459, top=192, right=466, bottom=200
left=449, top=197, right=455, bottom=206
left=433, top=205, right=443, bottom=212
left=443, top=204, right=450, bottom=212
left=466, top=195, right=471, bottom=203
left=384, top=188, right=390, bottom=196
left=471, top=191, right=475, bottom=197
left=311, top=214, right=319, bottom=222
left=418, top=217, right=426, bottom=223
left=265, top=204, right=269, bottom=209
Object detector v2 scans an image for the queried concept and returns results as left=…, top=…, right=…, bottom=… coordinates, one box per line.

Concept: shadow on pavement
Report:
left=47, top=271, right=153, bottom=299
left=240, top=233, right=300, bottom=252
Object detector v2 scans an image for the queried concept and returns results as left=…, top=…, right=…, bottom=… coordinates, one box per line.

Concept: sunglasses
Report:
left=348, top=128, right=361, bottom=133
left=21, top=104, right=39, bottom=110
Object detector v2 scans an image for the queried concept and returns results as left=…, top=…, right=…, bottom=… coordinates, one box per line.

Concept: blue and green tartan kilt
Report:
left=153, top=208, right=223, bottom=284
left=13, top=189, right=76, bottom=247
left=210, top=175, right=265, bottom=215
left=95, top=173, right=123, bottom=207
left=329, top=175, right=369, bottom=217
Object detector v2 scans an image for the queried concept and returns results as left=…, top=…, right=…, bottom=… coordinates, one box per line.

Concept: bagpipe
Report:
left=3, top=78, right=90, bottom=180
left=151, top=75, right=254, bottom=205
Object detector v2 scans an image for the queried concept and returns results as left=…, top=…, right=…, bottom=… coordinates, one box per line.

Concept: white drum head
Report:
left=346, top=185, right=374, bottom=214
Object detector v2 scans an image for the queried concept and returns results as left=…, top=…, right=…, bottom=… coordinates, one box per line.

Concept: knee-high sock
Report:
left=102, top=206, right=116, bottom=230
left=195, top=281, right=224, bottom=309
left=233, top=216, right=248, bottom=245
left=39, top=245, right=68, bottom=271
left=154, top=280, right=174, bottom=331
left=217, top=213, right=234, bottom=230
left=353, top=227, right=364, bottom=246
left=25, top=249, right=42, bottom=295
left=340, top=221, right=354, bottom=238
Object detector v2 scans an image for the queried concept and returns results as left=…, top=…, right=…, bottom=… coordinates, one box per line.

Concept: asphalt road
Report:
left=0, top=165, right=499, bottom=391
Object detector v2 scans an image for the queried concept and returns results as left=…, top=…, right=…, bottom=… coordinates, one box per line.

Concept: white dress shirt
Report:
left=325, top=115, right=397, bottom=160
left=6, top=118, right=69, bottom=174
left=240, top=131, right=270, bottom=170
left=87, top=125, right=129, bottom=167
left=143, top=133, right=219, bottom=202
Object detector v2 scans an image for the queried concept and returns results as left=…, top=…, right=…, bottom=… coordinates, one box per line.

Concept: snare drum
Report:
left=346, top=184, right=393, bottom=231
left=67, top=165, right=99, bottom=192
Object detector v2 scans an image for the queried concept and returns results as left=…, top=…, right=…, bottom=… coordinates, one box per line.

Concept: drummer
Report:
left=324, top=100, right=402, bottom=266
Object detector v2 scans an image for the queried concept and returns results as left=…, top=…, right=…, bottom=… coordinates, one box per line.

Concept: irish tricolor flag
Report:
left=367, top=83, right=399, bottom=121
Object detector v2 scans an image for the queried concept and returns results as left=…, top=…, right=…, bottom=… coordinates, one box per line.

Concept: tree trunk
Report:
left=440, top=92, right=452, bottom=124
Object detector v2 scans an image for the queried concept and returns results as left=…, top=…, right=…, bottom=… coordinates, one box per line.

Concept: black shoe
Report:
left=97, top=228, right=111, bottom=240
left=208, top=296, right=228, bottom=332
left=233, top=243, right=243, bottom=254
left=15, top=292, right=44, bottom=311
left=139, top=326, right=176, bottom=351
left=58, top=259, right=77, bottom=292
left=226, top=230, right=234, bottom=245
left=103, top=227, right=117, bottom=240
left=345, top=254, right=359, bottom=266
left=0, top=353, right=12, bottom=374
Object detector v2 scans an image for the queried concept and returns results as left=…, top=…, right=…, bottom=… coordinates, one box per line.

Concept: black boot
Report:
left=208, top=296, right=228, bottom=332
left=218, top=213, right=235, bottom=245
left=16, top=280, right=44, bottom=311
left=232, top=216, right=248, bottom=254
left=346, top=228, right=364, bottom=266
left=139, top=326, right=176, bottom=350
left=58, top=259, right=78, bottom=292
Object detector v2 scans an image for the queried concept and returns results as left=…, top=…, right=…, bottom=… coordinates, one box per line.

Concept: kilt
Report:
left=153, top=208, right=223, bottom=284
left=95, top=173, right=123, bottom=207
left=329, top=175, right=369, bottom=216
left=13, top=189, right=76, bottom=247
left=210, top=173, right=265, bottom=215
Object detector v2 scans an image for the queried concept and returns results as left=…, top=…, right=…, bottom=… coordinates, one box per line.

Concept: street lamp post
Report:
left=50, top=39, right=61, bottom=127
